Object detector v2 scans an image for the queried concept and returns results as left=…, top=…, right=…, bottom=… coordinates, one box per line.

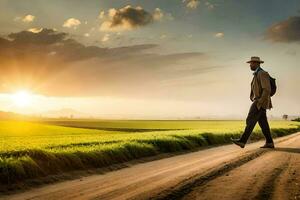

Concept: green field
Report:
left=1, top=120, right=299, bottom=186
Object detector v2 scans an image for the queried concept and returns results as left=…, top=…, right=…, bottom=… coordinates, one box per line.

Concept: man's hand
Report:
left=256, top=88, right=270, bottom=110
left=255, top=99, right=262, bottom=110
left=254, top=99, right=261, bottom=110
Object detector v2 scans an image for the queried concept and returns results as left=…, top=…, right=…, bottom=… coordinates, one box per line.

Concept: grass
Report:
left=0, top=120, right=299, bottom=186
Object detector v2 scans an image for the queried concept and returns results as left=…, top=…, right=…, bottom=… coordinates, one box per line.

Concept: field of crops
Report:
left=1, top=120, right=299, bottom=187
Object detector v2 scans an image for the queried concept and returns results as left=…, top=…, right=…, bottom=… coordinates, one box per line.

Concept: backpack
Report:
left=256, top=68, right=277, bottom=97
left=269, top=75, right=276, bottom=96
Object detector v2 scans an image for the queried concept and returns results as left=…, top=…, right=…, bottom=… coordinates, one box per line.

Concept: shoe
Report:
left=230, top=138, right=245, bottom=148
left=260, top=142, right=275, bottom=148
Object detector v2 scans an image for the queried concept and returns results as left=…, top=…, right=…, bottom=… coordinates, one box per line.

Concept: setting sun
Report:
left=11, top=90, right=33, bottom=107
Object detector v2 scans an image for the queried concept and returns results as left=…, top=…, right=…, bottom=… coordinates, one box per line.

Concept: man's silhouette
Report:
left=231, top=56, right=274, bottom=148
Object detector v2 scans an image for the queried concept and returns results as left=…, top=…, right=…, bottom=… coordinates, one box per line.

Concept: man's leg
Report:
left=258, top=109, right=274, bottom=143
left=239, top=101, right=263, bottom=144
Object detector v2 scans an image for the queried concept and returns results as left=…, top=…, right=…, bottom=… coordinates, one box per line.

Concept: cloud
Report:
left=205, top=1, right=215, bottom=10
left=183, top=1, right=216, bottom=10
left=214, top=32, right=224, bottom=38
left=100, top=5, right=153, bottom=31
left=7, top=28, right=68, bottom=45
left=153, top=8, right=164, bottom=21
left=63, top=18, right=81, bottom=28
left=98, top=11, right=105, bottom=19
left=265, top=16, right=300, bottom=42
left=0, top=29, right=217, bottom=97
left=14, top=15, right=35, bottom=23
left=27, top=28, right=43, bottom=33
left=101, top=33, right=110, bottom=42
left=22, top=15, right=35, bottom=23
left=99, top=5, right=169, bottom=32
left=183, top=0, right=200, bottom=9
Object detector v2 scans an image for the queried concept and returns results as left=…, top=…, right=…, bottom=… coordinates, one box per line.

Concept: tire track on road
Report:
left=154, top=132, right=300, bottom=200
left=152, top=149, right=267, bottom=200
left=254, top=159, right=290, bottom=200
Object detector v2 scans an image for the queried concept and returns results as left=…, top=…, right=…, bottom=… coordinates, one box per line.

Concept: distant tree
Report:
left=282, top=114, right=288, bottom=120
left=292, top=117, right=300, bottom=122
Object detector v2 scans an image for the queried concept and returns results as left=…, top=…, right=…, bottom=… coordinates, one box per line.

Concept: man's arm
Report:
left=256, top=71, right=271, bottom=109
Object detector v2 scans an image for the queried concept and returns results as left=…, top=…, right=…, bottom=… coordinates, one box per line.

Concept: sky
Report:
left=0, top=0, right=300, bottom=119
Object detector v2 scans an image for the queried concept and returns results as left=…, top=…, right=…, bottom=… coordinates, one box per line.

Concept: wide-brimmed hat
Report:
left=246, top=56, right=264, bottom=63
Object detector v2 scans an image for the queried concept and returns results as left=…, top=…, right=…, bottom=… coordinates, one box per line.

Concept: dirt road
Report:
left=2, top=132, right=300, bottom=200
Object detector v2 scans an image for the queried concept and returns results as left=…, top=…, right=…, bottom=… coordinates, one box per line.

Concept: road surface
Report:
left=2, top=132, right=300, bottom=200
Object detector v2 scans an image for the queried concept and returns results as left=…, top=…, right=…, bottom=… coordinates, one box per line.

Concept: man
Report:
left=231, top=56, right=274, bottom=148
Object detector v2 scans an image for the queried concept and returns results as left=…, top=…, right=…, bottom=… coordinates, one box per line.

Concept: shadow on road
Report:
left=273, top=147, right=300, bottom=154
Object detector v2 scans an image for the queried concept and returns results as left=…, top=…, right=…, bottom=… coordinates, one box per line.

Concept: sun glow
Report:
left=11, top=90, right=33, bottom=107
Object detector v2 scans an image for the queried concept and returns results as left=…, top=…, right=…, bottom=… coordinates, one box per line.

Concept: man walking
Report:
left=231, top=56, right=275, bottom=148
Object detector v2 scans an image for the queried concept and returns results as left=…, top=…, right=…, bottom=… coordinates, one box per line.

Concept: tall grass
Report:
left=0, top=120, right=299, bottom=185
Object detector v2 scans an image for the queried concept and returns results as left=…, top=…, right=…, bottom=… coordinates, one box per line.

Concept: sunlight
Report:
left=11, top=90, right=33, bottom=107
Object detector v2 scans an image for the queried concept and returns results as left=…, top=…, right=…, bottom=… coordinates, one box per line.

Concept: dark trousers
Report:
left=240, top=101, right=274, bottom=144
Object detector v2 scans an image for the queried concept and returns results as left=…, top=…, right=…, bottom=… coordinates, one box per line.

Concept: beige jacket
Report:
left=250, top=67, right=273, bottom=110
